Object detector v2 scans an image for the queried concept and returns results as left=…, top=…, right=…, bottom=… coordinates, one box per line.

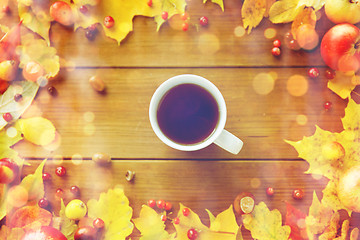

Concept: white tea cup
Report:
left=149, top=74, right=243, bottom=154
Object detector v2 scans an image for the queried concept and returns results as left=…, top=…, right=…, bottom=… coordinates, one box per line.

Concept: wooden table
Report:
left=5, top=0, right=360, bottom=239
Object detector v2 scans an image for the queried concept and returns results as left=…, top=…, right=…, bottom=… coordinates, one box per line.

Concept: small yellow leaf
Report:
left=19, top=159, right=46, bottom=202
left=241, top=0, right=266, bottom=34
left=243, top=201, right=291, bottom=240
left=87, top=187, right=134, bottom=240
left=327, top=72, right=359, bottom=99
left=291, top=7, right=316, bottom=39
left=59, top=199, right=78, bottom=239
left=16, top=117, right=56, bottom=146
left=203, top=0, right=224, bottom=11
left=206, top=205, right=239, bottom=235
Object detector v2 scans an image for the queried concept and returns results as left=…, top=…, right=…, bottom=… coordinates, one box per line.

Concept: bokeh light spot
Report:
left=52, top=155, right=64, bottom=165
left=250, top=178, right=261, bottom=189
left=198, top=33, right=220, bottom=55
left=84, top=123, right=96, bottom=136
left=296, top=114, right=308, bottom=125
left=234, top=26, right=246, bottom=38
left=264, top=28, right=277, bottom=39
left=44, top=131, right=62, bottom=151
left=287, top=75, right=308, bottom=96
left=6, top=127, right=18, bottom=138
left=83, top=112, right=95, bottom=123
left=253, top=72, right=275, bottom=95
left=72, top=154, right=83, bottom=165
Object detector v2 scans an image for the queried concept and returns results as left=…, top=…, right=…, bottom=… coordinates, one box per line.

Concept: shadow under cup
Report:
left=149, top=74, right=227, bottom=151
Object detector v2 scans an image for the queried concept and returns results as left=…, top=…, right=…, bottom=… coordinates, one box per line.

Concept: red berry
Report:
left=156, top=199, right=165, bottom=209
left=55, top=166, right=66, bottom=177
left=161, top=11, right=168, bottom=20
left=79, top=5, right=88, bottom=14
left=187, top=228, right=198, bottom=240
left=325, top=69, right=336, bottom=79
left=104, top=16, right=114, bottom=28
left=3, top=113, right=13, bottom=122
left=47, top=86, right=58, bottom=97
left=88, top=24, right=97, bottom=31
left=148, top=199, right=156, bottom=208
left=266, top=187, right=274, bottom=196
left=289, top=39, right=300, bottom=50
left=173, top=217, right=180, bottom=224
left=271, top=47, right=281, bottom=57
left=70, top=185, right=80, bottom=197
left=180, top=12, right=188, bottom=21
left=308, top=67, right=320, bottom=78
left=2, top=5, right=10, bottom=14
left=55, top=188, right=64, bottom=198
left=160, top=214, right=167, bottom=221
left=164, top=202, right=172, bottom=211
left=38, top=198, right=49, bottom=208
left=293, top=189, right=304, bottom=200
left=14, top=94, right=23, bottom=102
left=324, top=101, right=332, bottom=111
left=199, top=16, right=208, bottom=26
left=182, top=22, right=189, bottom=32
left=42, top=172, right=52, bottom=181
left=273, top=39, right=281, bottom=48
left=147, top=0, right=152, bottom=7
left=182, top=207, right=190, bottom=216
left=93, top=218, right=105, bottom=229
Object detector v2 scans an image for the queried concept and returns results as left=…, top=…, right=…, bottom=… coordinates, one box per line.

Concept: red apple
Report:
left=325, top=0, right=360, bottom=25
left=0, top=158, right=19, bottom=184
left=320, top=23, right=360, bottom=72
left=20, top=226, right=67, bottom=240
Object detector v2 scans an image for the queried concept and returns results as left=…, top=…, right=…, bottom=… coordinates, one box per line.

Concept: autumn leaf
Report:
left=291, top=7, right=316, bottom=39
left=58, top=198, right=78, bottom=239
left=15, top=117, right=56, bottom=146
left=87, top=186, right=134, bottom=240
left=269, top=0, right=324, bottom=24
left=0, top=22, right=21, bottom=62
left=327, top=72, right=359, bottom=99
left=70, top=0, right=187, bottom=44
left=205, top=205, right=239, bottom=235
left=18, top=33, right=60, bottom=79
left=0, top=124, right=23, bottom=165
left=0, top=225, right=25, bottom=240
left=285, top=202, right=307, bottom=240
left=8, top=205, right=52, bottom=231
left=18, top=0, right=51, bottom=45
left=133, top=205, right=175, bottom=240
left=19, top=159, right=46, bottom=202
left=203, top=0, right=224, bottom=11
left=241, top=0, right=266, bottom=34
left=305, top=192, right=334, bottom=239
left=242, top=201, right=291, bottom=240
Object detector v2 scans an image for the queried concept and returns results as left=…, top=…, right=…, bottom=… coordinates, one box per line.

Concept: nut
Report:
left=89, top=76, right=105, bottom=92
left=92, top=152, right=111, bottom=165
left=125, top=170, right=135, bottom=182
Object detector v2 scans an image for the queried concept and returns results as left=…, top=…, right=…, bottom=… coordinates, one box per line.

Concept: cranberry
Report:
left=55, top=188, right=64, bottom=198
left=55, top=166, right=66, bottom=177
left=70, top=185, right=80, bottom=197
left=181, top=12, right=188, bottom=21
left=266, top=187, right=274, bottom=196
left=14, top=94, right=23, bottom=102
left=160, top=214, right=167, bottom=221
left=271, top=47, right=281, bottom=57
left=3, top=113, right=13, bottom=122
left=308, top=67, right=320, bottom=78
left=93, top=218, right=105, bottom=229
left=79, top=5, right=88, bottom=14
left=325, top=69, right=336, bottom=79
left=173, top=217, right=180, bottom=224
left=104, top=16, right=114, bottom=28
left=38, top=198, right=49, bottom=208
left=187, top=228, right=198, bottom=240
left=182, top=22, right=189, bottom=31
left=292, top=189, right=304, bottom=200
left=148, top=199, right=156, bottom=208
left=42, top=172, right=52, bottom=181
left=47, top=86, right=58, bottom=96
left=164, top=202, right=172, bottom=211
left=199, top=16, right=208, bottom=26
left=156, top=199, right=165, bottom=209
left=161, top=11, right=168, bottom=20
left=182, top=207, right=190, bottom=216
left=324, top=101, right=332, bottom=111
left=147, top=0, right=152, bottom=7
left=273, top=39, right=281, bottom=48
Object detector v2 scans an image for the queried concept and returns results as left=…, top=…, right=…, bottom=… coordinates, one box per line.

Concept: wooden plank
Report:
left=21, top=160, right=332, bottom=239
left=13, top=68, right=347, bottom=159
left=2, top=0, right=334, bottom=68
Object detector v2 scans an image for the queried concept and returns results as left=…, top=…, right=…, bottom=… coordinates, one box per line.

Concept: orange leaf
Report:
left=8, top=205, right=52, bottom=231
left=291, top=7, right=316, bottom=39
left=285, top=202, right=308, bottom=240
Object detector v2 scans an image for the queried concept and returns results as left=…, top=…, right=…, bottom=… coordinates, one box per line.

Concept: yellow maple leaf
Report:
left=242, top=201, right=290, bottom=240
left=18, top=33, right=60, bottom=79
left=15, top=117, right=56, bottom=146
left=70, top=0, right=187, bottom=44
left=133, top=205, right=175, bottom=240
left=18, top=0, right=52, bottom=45
left=203, top=0, right=224, bottom=11
left=269, top=0, right=324, bottom=24
left=241, top=0, right=266, bottom=34
left=87, top=187, right=134, bottom=240
left=19, top=159, right=46, bottom=202
left=327, top=72, right=359, bottom=99
left=205, top=205, right=239, bottom=235
left=305, top=192, right=334, bottom=239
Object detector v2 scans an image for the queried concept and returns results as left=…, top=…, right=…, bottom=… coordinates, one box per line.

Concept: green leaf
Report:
left=16, top=117, right=56, bottom=146
left=0, top=81, right=39, bottom=130
left=243, top=201, right=291, bottom=240
left=87, top=187, right=134, bottom=240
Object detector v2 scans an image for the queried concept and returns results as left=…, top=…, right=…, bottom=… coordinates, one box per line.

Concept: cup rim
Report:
left=149, top=74, right=227, bottom=151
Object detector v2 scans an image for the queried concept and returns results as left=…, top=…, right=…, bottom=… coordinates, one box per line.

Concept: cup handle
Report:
left=213, top=129, right=243, bottom=154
